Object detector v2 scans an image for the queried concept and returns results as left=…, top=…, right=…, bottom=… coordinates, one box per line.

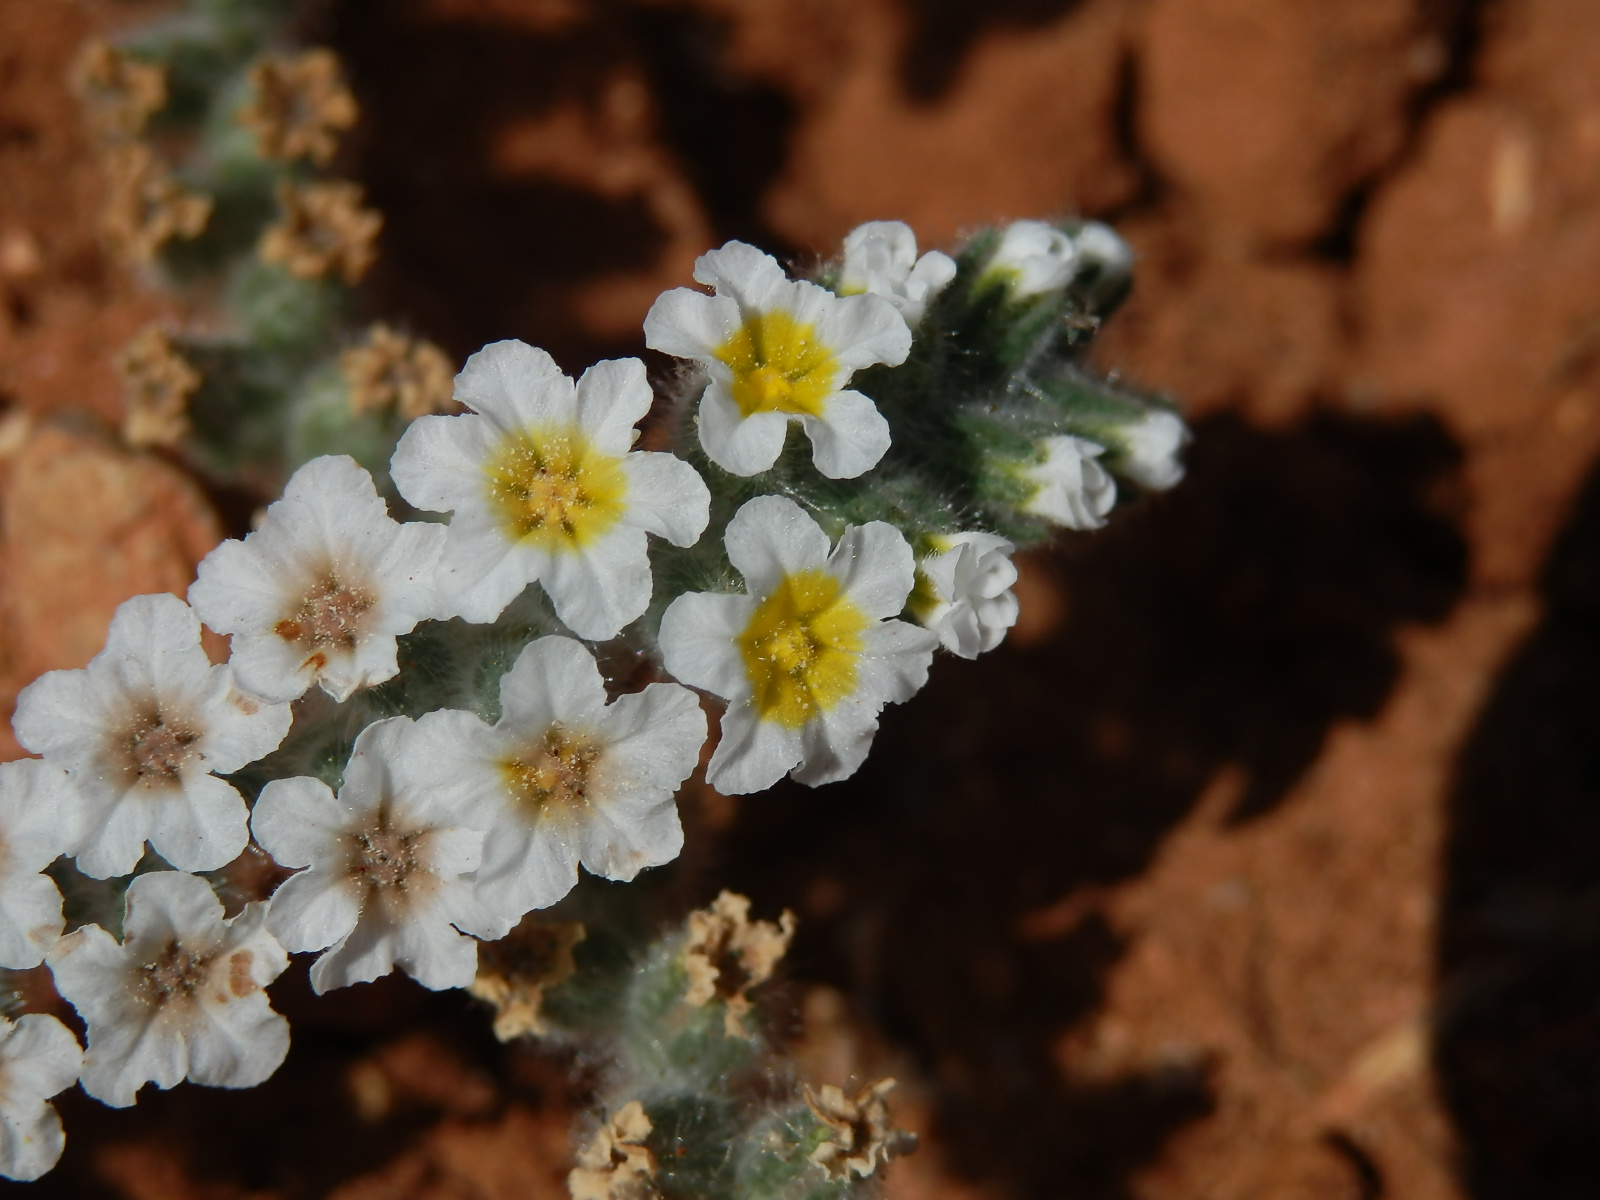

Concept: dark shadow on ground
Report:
left=898, top=0, right=1086, bottom=100
left=1436, top=457, right=1600, bottom=1200
left=717, top=409, right=1468, bottom=1200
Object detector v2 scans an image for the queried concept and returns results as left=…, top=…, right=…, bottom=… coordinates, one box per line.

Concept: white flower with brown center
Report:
left=643, top=240, right=912, bottom=479
left=0, top=760, right=80, bottom=970
left=838, top=220, right=956, bottom=326
left=0, top=1014, right=82, bottom=1181
left=908, top=531, right=1020, bottom=658
left=251, top=716, right=501, bottom=994
left=188, top=455, right=445, bottom=704
left=390, top=341, right=710, bottom=637
left=45, top=871, right=288, bottom=1109
left=406, top=636, right=705, bottom=929
left=11, top=594, right=292, bottom=878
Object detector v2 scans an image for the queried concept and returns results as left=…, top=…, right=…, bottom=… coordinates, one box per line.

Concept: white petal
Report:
left=433, top=512, right=541, bottom=625
left=389, top=410, right=500, bottom=516
left=9, top=668, right=113, bottom=769
left=696, top=383, right=789, bottom=477
left=122, top=871, right=226, bottom=949
left=621, top=452, right=710, bottom=548
left=309, top=917, right=401, bottom=993
left=658, top=592, right=756, bottom=701
left=497, top=636, right=609, bottom=730
left=802, top=390, right=891, bottom=479
left=705, top=703, right=803, bottom=795
left=186, top=903, right=289, bottom=1090
left=813, top=291, right=911, bottom=373
left=72, top=791, right=156, bottom=880
left=599, top=682, right=707, bottom=791
left=791, top=693, right=881, bottom=787
left=573, top=357, right=653, bottom=457
left=577, top=787, right=683, bottom=882
left=452, top=339, right=571, bottom=431
left=199, top=677, right=292, bottom=774
left=0, top=875, right=64, bottom=971
left=251, top=775, right=348, bottom=870
left=97, top=593, right=212, bottom=701
left=0, top=1015, right=81, bottom=1101
left=827, top=520, right=915, bottom=619
left=263, top=869, right=361, bottom=953
left=473, top=822, right=580, bottom=920
left=0, top=760, right=80, bottom=872
left=0, top=1098, right=65, bottom=1182
left=44, top=924, right=128, bottom=1030
left=642, top=288, right=742, bottom=363
left=723, top=494, right=831, bottom=594
left=541, top=525, right=651, bottom=641
left=858, top=620, right=938, bottom=706
left=145, top=774, right=250, bottom=873
left=691, top=240, right=790, bottom=309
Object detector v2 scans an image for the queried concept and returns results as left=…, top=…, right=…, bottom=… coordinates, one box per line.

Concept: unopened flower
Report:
left=239, top=49, right=358, bottom=165
left=1103, top=407, right=1188, bottom=491
left=0, top=1014, right=82, bottom=1181
left=391, top=342, right=710, bottom=635
left=101, top=142, right=212, bottom=263
left=1070, top=221, right=1134, bottom=293
left=643, top=240, right=911, bottom=479
left=658, top=495, right=937, bottom=794
left=118, top=325, right=199, bottom=448
left=341, top=324, right=455, bottom=420
left=805, top=1078, right=917, bottom=1180
left=259, top=180, right=381, bottom=284
left=0, top=760, right=78, bottom=970
left=468, top=916, right=585, bottom=1041
left=568, top=1100, right=656, bottom=1200
left=838, top=220, right=956, bottom=326
left=189, top=455, right=445, bottom=704
left=409, top=636, right=705, bottom=926
left=12, top=594, right=292, bottom=878
left=909, top=532, right=1019, bottom=658
left=681, top=890, right=795, bottom=1037
left=1015, top=435, right=1116, bottom=530
left=251, top=716, right=501, bottom=994
left=46, top=871, right=289, bottom=1108
left=982, top=219, right=1077, bottom=299
left=73, top=42, right=166, bottom=140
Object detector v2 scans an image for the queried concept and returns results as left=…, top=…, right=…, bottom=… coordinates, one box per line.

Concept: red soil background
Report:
left=3, top=0, right=1600, bottom=1197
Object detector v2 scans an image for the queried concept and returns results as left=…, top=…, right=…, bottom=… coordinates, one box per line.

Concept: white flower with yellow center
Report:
left=0, top=1014, right=81, bottom=1181
left=982, top=219, right=1078, bottom=298
left=46, top=871, right=288, bottom=1109
left=658, top=496, right=937, bottom=795
left=1016, top=435, right=1117, bottom=530
left=908, top=532, right=1020, bottom=659
left=251, top=716, right=500, bottom=994
left=838, top=220, right=956, bottom=326
left=643, top=241, right=912, bottom=479
left=11, top=594, right=292, bottom=878
left=408, top=636, right=705, bottom=928
left=390, top=342, right=710, bottom=637
left=0, top=760, right=78, bottom=970
left=188, top=454, right=445, bottom=704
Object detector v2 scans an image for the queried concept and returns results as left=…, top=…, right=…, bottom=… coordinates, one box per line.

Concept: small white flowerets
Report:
left=391, top=343, right=710, bottom=638
left=0, top=761, right=75, bottom=969
left=0, top=1014, right=81, bottom=1181
left=644, top=241, right=912, bottom=480
left=910, top=533, right=1020, bottom=659
left=47, top=871, right=289, bottom=1108
left=251, top=716, right=501, bottom=993
left=659, top=495, right=938, bottom=795
left=984, top=219, right=1078, bottom=298
left=838, top=220, right=957, bottom=326
left=1017, top=435, right=1117, bottom=531
left=1106, top=408, right=1189, bottom=491
left=11, top=594, right=291, bottom=877
left=409, top=636, right=705, bottom=926
left=189, top=454, right=446, bottom=704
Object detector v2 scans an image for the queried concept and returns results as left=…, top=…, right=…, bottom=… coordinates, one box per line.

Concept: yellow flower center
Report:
left=484, top=425, right=627, bottom=551
left=716, top=310, right=838, bottom=419
left=500, top=727, right=601, bottom=820
left=738, top=569, right=868, bottom=728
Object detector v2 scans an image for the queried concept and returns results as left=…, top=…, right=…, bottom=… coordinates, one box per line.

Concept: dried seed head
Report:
left=239, top=49, right=358, bottom=165
left=468, top=917, right=585, bottom=1041
left=118, top=325, right=200, bottom=448
left=101, top=143, right=212, bottom=263
left=681, top=890, right=796, bottom=1037
left=74, top=41, right=167, bottom=140
left=341, top=324, right=455, bottom=419
left=259, top=180, right=382, bottom=284
left=804, top=1077, right=917, bottom=1181
left=569, top=1100, right=656, bottom=1200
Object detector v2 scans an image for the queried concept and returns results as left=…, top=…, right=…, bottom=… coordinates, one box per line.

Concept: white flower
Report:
left=1105, top=408, right=1188, bottom=491
left=1016, top=435, right=1117, bottom=530
left=658, top=495, right=937, bottom=795
left=643, top=241, right=912, bottom=479
left=0, top=1014, right=81, bottom=1181
left=1071, top=221, right=1134, bottom=285
left=390, top=344, right=710, bottom=636
left=251, top=715, right=501, bottom=993
left=188, top=454, right=445, bottom=704
left=983, top=219, right=1078, bottom=298
left=909, top=532, right=1019, bottom=659
left=11, top=594, right=292, bottom=878
left=838, top=220, right=956, bottom=326
left=0, top=761, right=77, bottom=969
left=406, top=636, right=705, bottom=928
left=46, top=871, right=288, bottom=1108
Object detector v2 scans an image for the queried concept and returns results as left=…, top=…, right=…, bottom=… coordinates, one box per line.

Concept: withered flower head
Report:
left=101, top=143, right=212, bottom=263
left=681, top=890, right=796, bottom=1037
left=73, top=41, right=167, bottom=140
left=239, top=49, right=359, bottom=165
left=118, top=325, right=200, bottom=448
left=341, top=323, right=456, bottom=420
left=568, top=1100, right=656, bottom=1200
left=259, top=180, right=382, bottom=284
left=804, top=1078, right=918, bottom=1181
left=468, top=916, right=585, bottom=1041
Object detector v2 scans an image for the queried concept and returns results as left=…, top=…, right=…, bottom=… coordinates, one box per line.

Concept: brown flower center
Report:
left=275, top=574, right=375, bottom=651
left=125, top=709, right=200, bottom=786
left=138, top=940, right=206, bottom=1005
left=349, top=825, right=418, bottom=891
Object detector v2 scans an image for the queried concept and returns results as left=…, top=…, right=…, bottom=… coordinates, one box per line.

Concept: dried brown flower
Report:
left=74, top=41, right=167, bottom=140
left=101, top=143, right=212, bottom=263
left=259, top=180, right=382, bottom=284
left=468, top=917, right=585, bottom=1041
left=568, top=1100, right=656, bottom=1200
left=681, top=890, right=796, bottom=1037
left=340, top=324, right=456, bottom=420
left=239, top=49, right=359, bottom=165
left=804, top=1078, right=918, bottom=1181
left=118, top=326, right=200, bottom=448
